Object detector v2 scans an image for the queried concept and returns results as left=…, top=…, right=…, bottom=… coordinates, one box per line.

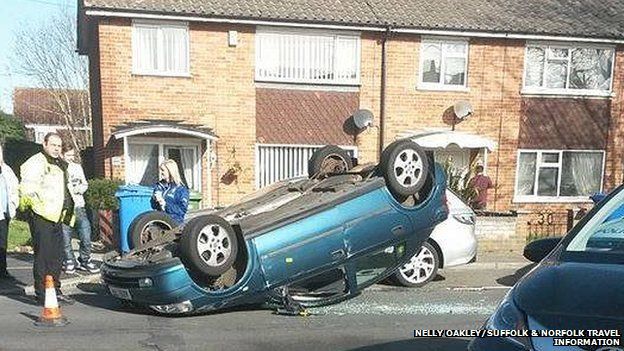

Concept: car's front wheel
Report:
left=179, top=215, right=239, bottom=277
left=394, top=241, right=439, bottom=287
left=129, top=211, right=177, bottom=250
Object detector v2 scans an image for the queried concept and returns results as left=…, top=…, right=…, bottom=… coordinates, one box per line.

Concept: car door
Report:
left=253, top=206, right=347, bottom=288
left=342, top=188, right=414, bottom=256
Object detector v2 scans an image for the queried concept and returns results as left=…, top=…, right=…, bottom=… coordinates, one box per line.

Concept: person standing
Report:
left=152, top=160, right=190, bottom=225
left=61, top=145, right=99, bottom=274
left=469, top=165, right=494, bottom=210
left=19, top=133, right=75, bottom=304
left=0, top=142, right=19, bottom=280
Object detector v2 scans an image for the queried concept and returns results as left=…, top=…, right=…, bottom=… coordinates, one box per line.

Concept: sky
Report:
left=0, top=0, right=76, bottom=114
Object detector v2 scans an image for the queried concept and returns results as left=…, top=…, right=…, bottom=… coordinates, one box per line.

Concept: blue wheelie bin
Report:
left=115, top=185, right=154, bottom=252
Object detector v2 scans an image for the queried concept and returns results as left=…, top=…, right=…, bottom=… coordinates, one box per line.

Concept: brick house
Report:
left=13, top=87, right=92, bottom=148
left=76, top=0, right=624, bottom=215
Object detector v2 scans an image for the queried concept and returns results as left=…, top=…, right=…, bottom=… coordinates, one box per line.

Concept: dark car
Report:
left=469, top=186, right=624, bottom=351
left=102, top=140, right=448, bottom=315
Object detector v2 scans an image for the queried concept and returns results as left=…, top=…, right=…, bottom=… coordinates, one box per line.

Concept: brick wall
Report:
left=93, top=19, right=624, bottom=212
left=359, top=35, right=526, bottom=211
left=360, top=34, right=624, bottom=212
left=475, top=215, right=525, bottom=253
left=604, top=47, right=624, bottom=192
left=96, top=19, right=256, bottom=206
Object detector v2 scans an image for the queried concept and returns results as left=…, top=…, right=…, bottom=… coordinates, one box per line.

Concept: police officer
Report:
left=19, top=133, right=75, bottom=305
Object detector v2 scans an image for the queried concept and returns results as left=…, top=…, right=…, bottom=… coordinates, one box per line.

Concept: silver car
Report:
left=394, top=189, right=477, bottom=287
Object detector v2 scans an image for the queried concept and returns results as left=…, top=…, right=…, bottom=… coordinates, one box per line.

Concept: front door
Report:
left=164, top=145, right=200, bottom=192
left=434, top=146, right=471, bottom=178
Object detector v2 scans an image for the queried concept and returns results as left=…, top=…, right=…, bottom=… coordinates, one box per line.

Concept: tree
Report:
left=11, top=7, right=90, bottom=151
left=0, top=110, right=26, bottom=142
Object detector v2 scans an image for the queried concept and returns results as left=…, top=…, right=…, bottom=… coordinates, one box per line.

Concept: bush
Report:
left=4, top=139, right=41, bottom=177
left=8, top=220, right=31, bottom=250
left=442, top=161, right=477, bottom=205
left=84, top=178, right=123, bottom=211
left=0, top=112, right=26, bottom=142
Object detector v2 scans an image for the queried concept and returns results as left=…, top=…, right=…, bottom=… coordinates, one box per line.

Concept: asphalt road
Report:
left=0, top=264, right=531, bottom=351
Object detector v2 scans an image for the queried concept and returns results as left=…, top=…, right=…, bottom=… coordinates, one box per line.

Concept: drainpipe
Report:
left=379, top=26, right=391, bottom=159
left=493, top=44, right=508, bottom=211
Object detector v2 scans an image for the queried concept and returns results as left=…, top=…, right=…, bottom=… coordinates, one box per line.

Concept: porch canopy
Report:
left=111, top=119, right=218, bottom=141
left=110, top=120, right=218, bottom=199
left=398, top=129, right=496, bottom=151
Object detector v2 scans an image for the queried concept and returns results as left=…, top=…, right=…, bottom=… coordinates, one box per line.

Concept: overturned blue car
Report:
left=101, top=140, right=448, bottom=315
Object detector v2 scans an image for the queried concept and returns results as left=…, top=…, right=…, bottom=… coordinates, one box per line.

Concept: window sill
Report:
left=513, top=196, right=593, bottom=204
left=132, top=71, right=192, bottom=78
left=520, top=89, right=613, bottom=99
left=417, top=84, right=469, bottom=93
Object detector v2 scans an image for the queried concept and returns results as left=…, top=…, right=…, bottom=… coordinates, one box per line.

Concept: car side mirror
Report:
left=523, top=237, right=562, bottom=263
left=590, top=192, right=606, bottom=204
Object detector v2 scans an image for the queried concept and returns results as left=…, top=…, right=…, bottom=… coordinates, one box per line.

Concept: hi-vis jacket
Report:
left=19, top=152, right=72, bottom=224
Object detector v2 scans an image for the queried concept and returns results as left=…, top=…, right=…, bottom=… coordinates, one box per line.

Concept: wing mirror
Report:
left=523, top=237, right=562, bottom=263
left=590, top=192, right=606, bottom=204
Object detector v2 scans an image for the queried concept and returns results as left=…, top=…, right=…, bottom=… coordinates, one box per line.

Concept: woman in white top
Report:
left=0, top=142, right=19, bottom=279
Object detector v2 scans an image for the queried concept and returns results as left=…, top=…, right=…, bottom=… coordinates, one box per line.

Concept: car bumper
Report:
left=431, top=219, right=477, bottom=268
left=101, top=258, right=205, bottom=307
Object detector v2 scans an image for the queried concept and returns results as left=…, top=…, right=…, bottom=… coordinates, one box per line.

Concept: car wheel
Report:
left=394, top=241, right=439, bottom=287
left=129, top=211, right=177, bottom=249
left=381, top=139, right=430, bottom=198
left=308, top=145, right=353, bottom=178
left=179, top=215, right=238, bottom=277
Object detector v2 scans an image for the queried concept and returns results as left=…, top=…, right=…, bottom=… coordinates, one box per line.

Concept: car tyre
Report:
left=129, top=211, right=177, bottom=250
left=394, top=241, right=439, bottom=287
left=381, top=140, right=430, bottom=198
left=308, top=145, right=353, bottom=178
left=179, top=215, right=239, bottom=277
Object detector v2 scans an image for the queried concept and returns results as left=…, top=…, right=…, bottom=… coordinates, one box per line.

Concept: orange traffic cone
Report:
left=34, top=275, right=69, bottom=327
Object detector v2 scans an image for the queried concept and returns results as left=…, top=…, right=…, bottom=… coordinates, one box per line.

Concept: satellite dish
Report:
left=453, top=101, right=473, bottom=120
left=352, top=109, right=374, bottom=129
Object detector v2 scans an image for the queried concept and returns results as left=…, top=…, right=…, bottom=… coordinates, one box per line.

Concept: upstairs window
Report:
left=419, top=38, right=468, bottom=90
left=255, top=28, right=360, bottom=85
left=132, top=21, right=189, bottom=76
left=523, top=43, right=614, bottom=96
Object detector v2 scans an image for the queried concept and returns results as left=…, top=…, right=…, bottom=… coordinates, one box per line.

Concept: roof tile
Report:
left=83, top=0, right=624, bottom=39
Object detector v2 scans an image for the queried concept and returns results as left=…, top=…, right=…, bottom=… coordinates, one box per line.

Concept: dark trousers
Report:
left=29, top=213, right=63, bottom=297
left=0, top=217, right=9, bottom=273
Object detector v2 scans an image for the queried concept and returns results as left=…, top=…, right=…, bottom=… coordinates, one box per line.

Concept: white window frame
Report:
left=125, top=137, right=202, bottom=192
left=418, top=36, right=469, bottom=91
left=255, top=27, right=361, bottom=85
left=521, top=41, right=615, bottom=97
left=131, top=20, right=191, bottom=77
left=513, top=149, right=605, bottom=203
left=255, top=143, right=358, bottom=189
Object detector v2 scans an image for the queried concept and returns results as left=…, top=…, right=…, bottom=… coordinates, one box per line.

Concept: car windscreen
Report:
left=562, top=186, right=624, bottom=264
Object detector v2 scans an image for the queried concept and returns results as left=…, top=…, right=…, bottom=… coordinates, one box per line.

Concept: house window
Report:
left=256, top=144, right=357, bottom=188
left=515, top=150, right=604, bottom=201
left=127, top=140, right=201, bottom=192
left=523, top=43, right=614, bottom=95
left=419, top=38, right=468, bottom=90
left=132, top=21, right=189, bottom=76
left=255, top=28, right=360, bottom=85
